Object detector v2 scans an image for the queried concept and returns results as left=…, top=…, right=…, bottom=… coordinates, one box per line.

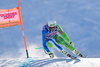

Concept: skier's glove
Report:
left=70, top=42, right=74, bottom=47
left=48, top=53, right=54, bottom=58
left=78, top=53, right=87, bottom=58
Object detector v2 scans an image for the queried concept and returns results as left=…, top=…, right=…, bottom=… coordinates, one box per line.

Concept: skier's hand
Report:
left=70, top=42, right=74, bottom=47
left=48, top=53, right=54, bottom=58
left=78, top=53, right=87, bottom=58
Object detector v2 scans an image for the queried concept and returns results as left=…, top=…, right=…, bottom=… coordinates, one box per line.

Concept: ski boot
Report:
left=72, top=49, right=87, bottom=58
left=67, top=54, right=77, bottom=60
left=60, top=49, right=77, bottom=59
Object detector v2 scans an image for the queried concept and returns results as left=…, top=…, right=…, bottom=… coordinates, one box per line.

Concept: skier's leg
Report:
left=50, top=39, right=63, bottom=51
left=43, top=40, right=51, bottom=54
left=46, top=41, right=53, bottom=48
left=54, top=34, right=75, bottom=51
left=50, top=39, right=68, bottom=55
left=63, top=42, right=86, bottom=57
left=43, top=41, right=54, bottom=58
left=54, top=34, right=81, bottom=57
left=53, top=34, right=65, bottom=45
left=42, top=30, right=53, bottom=55
left=50, top=39, right=76, bottom=59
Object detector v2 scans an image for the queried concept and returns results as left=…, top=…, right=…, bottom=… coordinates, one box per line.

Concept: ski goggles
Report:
left=48, top=26, right=56, bottom=30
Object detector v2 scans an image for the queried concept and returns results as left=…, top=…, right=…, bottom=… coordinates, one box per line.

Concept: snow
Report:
left=19, top=58, right=100, bottom=67
left=0, top=45, right=100, bottom=67
left=0, top=57, right=100, bottom=67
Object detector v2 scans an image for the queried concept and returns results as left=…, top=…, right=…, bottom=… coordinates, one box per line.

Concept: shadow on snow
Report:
left=25, top=58, right=80, bottom=67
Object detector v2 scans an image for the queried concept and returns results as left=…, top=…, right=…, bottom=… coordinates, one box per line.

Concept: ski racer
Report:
left=42, top=21, right=85, bottom=59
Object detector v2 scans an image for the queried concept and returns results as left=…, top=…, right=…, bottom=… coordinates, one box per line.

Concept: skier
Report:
left=42, top=21, right=85, bottom=59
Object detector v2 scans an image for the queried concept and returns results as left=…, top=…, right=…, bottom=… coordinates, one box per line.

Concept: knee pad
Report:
left=46, top=42, right=53, bottom=48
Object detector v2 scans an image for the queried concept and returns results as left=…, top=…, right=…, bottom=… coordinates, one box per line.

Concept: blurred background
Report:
left=0, top=0, right=100, bottom=58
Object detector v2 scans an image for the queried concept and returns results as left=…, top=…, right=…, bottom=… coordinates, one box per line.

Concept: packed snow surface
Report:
left=0, top=57, right=100, bottom=67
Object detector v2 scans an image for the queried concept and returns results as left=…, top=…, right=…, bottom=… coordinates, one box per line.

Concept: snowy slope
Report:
left=0, top=57, right=100, bottom=67
left=0, top=45, right=100, bottom=67
left=22, top=58, right=100, bottom=67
